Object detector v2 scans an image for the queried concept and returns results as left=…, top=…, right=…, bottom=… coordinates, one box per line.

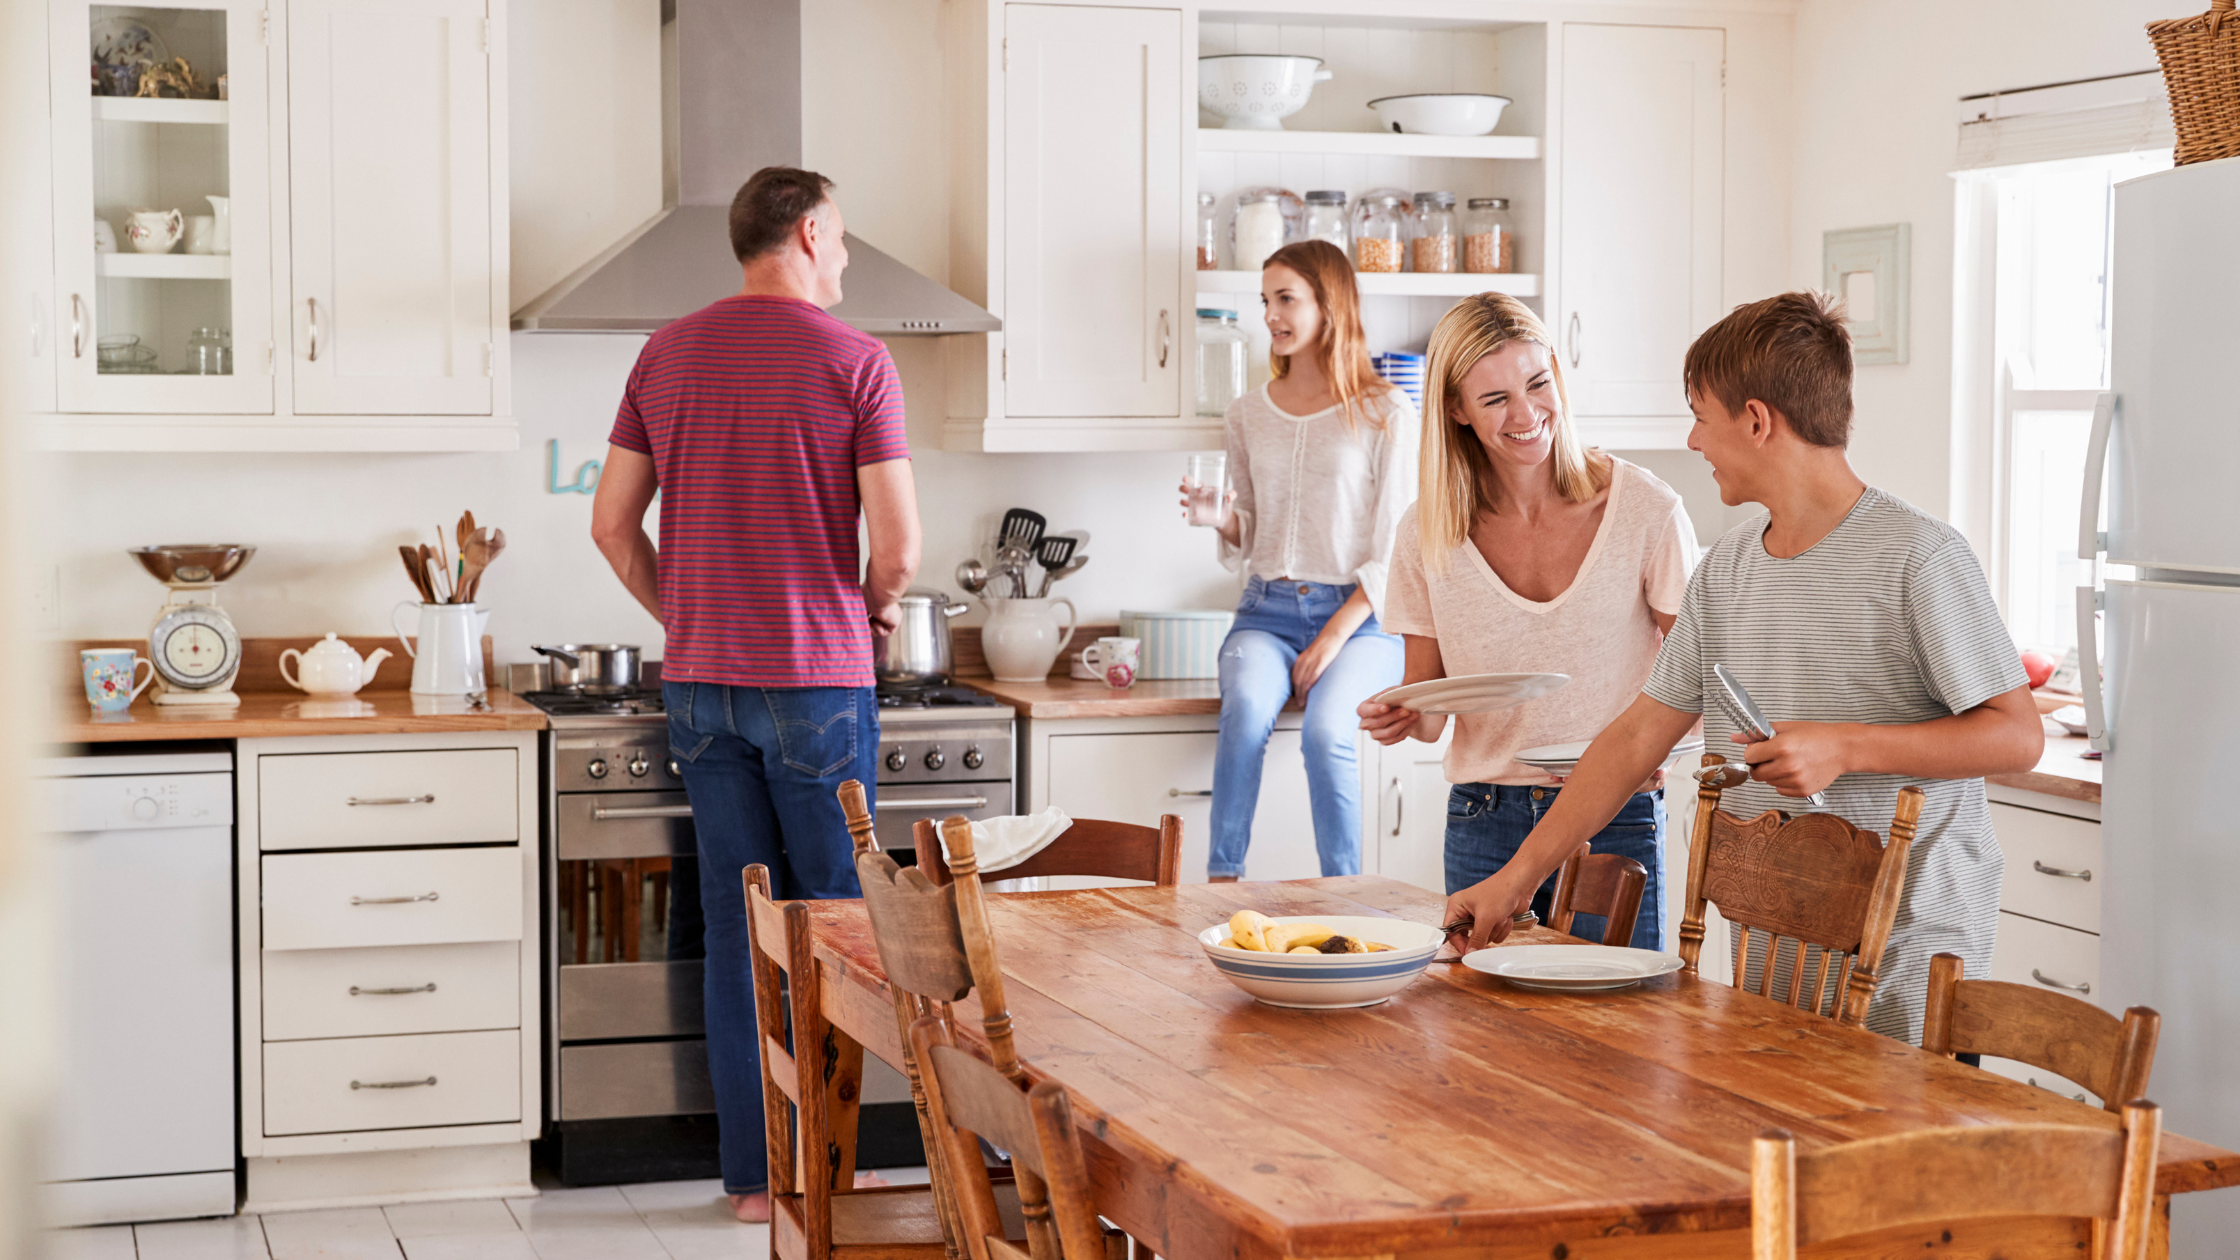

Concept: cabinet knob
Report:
left=587, top=758, right=609, bottom=779
left=2031, top=859, right=2092, bottom=882
left=1156, top=309, right=1170, bottom=368
left=1567, top=311, right=1582, bottom=369
left=2031, top=968, right=2090, bottom=995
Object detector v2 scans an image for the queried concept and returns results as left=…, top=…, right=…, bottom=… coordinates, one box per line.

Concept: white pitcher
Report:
left=205, top=195, right=230, bottom=255
left=391, top=602, right=491, bottom=694
left=979, top=596, right=1078, bottom=682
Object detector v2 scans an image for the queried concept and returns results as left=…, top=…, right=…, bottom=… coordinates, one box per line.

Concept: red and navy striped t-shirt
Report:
left=610, top=295, right=911, bottom=688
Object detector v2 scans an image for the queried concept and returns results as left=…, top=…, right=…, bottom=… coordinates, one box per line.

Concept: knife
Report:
left=1711, top=663, right=1827, bottom=807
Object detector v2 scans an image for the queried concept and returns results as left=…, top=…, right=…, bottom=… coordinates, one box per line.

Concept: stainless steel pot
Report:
left=874, top=589, right=969, bottom=685
left=533, top=643, right=643, bottom=694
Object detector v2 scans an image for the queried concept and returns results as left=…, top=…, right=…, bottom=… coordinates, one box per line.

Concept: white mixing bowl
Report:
left=1366, top=93, right=1512, bottom=137
left=1197, top=915, right=1443, bottom=1008
left=1199, top=55, right=1332, bottom=131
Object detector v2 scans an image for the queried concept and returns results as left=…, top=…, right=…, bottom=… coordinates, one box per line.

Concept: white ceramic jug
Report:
left=391, top=602, right=491, bottom=694
left=205, top=195, right=230, bottom=254
left=979, top=596, right=1078, bottom=682
left=280, top=632, right=392, bottom=696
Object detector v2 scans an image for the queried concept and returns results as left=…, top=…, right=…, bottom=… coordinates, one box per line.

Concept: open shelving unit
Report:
left=97, top=253, right=232, bottom=279
left=91, top=96, right=229, bottom=125
left=1198, top=128, right=1539, bottom=161
left=1196, top=269, right=1538, bottom=298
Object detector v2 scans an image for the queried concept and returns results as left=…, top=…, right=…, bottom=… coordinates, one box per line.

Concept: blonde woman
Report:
left=1188, top=240, right=1416, bottom=880
left=1357, top=293, right=1696, bottom=947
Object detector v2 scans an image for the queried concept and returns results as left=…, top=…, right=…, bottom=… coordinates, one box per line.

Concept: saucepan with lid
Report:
left=533, top=643, right=642, bottom=694
left=875, top=589, right=970, bottom=685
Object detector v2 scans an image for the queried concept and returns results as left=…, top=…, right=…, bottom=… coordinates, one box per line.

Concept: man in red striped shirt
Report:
left=592, top=167, right=920, bottom=1221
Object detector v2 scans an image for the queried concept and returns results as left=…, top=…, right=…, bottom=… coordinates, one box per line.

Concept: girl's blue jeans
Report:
left=1443, top=783, right=1666, bottom=950
left=1209, top=576, right=1404, bottom=879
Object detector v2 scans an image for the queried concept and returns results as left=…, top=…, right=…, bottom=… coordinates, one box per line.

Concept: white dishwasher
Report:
left=33, top=750, right=237, bottom=1226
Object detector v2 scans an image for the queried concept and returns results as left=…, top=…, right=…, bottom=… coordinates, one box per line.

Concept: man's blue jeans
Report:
left=665, top=681, right=876, bottom=1195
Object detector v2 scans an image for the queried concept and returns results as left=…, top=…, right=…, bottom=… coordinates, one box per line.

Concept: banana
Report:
left=1227, top=910, right=1274, bottom=952
left=1365, top=941, right=1395, bottom=952
left=1287, top=945, right=1320, bottom=954
left=1262, top=923, right=1336, bottom=953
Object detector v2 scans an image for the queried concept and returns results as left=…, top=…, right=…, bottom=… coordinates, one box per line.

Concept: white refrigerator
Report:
left=2087, top=153, right=2240, bottom=1242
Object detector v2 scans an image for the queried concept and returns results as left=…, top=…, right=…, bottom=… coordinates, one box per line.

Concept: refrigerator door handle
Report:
left=2079, top=391, right=2117, bottom=560
left=2077, top=585, right=2111, bottom=752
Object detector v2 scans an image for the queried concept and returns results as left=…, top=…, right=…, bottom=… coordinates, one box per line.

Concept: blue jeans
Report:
left=1443, top=784, right=1665, bottom=951
left=665, top=681, right=875, bottom=1195
left=1210, top=576, right=1405, bottom=879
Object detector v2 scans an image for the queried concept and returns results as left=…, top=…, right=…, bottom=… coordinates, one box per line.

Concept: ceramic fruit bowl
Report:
left=1197, top=915, right=1443, bottom=1008
left=1199, top=55, right=1332, bottom=131
left=1366, top=93, right=1512, bottom=136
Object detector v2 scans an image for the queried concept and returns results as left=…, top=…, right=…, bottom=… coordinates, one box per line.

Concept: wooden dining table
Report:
left=800, top=875, right=2240, bottom=1260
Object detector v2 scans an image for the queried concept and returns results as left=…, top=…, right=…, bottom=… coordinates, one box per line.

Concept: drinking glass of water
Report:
left=1184, top=454, right=1227, bottom=527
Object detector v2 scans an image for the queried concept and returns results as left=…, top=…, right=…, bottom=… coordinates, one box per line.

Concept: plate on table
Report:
left=1461, top=944, right=1685, bottom=991
left=1371, top=673, right=1568, bottom=716
left=1515, top=736, right=1705, bottom=776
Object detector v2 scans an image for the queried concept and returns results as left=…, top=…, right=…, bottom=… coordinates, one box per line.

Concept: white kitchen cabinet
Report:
left=237, top=730, right=538, bottom=1212
left=1556, top=23, right=1724, bottom=448
left=1369, top=731, right=1452, bottom=895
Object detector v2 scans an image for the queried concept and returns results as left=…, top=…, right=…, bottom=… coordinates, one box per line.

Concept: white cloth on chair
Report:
left=943, top=807, right=1074, bottom=873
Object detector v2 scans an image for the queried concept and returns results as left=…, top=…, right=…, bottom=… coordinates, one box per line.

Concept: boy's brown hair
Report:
left=1683, top=290, right=1854, bottom=447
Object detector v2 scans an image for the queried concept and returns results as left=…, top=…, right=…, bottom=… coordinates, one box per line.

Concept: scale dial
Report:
left=151, top=606, right=242, bottom=690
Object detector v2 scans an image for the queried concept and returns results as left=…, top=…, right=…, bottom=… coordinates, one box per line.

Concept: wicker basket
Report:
left=2149, top=0, right=2240, bottom=164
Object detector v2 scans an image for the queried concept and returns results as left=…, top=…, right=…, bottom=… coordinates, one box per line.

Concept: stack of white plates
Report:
left=1370, top=672, right=1568, bottom=716
left=1513, top=735, right=1705, bottom=776
left=1461, top=944, right=1685, bottom=992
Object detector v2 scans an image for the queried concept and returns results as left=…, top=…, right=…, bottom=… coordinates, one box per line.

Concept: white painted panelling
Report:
left=262, top=1029, right=520, bottom=1136
left=257, top=749, right=519, bottom=851
left=262, top=847, right=523, bottom=951
left=263, top=941, right=520, bottom=1040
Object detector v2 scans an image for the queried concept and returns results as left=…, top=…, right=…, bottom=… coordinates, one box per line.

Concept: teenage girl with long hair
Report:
left=1186, top=239, right=1417, bottom=880
left=1356, top=293, right=1698, bottom=947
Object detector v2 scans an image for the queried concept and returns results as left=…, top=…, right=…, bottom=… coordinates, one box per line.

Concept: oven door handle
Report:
left=874, top=795, right=990, bottom=812
left=591, top=804, right=696, bottom=820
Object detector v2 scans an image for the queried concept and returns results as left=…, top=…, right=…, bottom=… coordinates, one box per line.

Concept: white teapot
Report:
left=281, top=633, right=393, bottom=696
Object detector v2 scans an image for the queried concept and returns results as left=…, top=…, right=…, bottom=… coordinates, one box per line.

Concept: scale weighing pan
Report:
left=131, top=544, right=256, bottom=585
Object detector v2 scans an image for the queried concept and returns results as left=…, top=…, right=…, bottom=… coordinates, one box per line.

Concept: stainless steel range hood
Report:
left=511, top=0, right=996, bottom=336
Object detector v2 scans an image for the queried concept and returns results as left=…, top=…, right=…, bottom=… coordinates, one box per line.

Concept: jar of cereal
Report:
left=1463, top=197, right=1516, bottom=274
left=1350, top=190, right=1408, bottom=273
left=1409, top=191, right=1458, bottom=274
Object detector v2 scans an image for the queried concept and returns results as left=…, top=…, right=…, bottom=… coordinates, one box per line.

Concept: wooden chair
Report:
left=1677, top=755, right=1921, bottom=1026
left=910, top=1016, right=1118, bottom=1260
left=1749, top=1101, right=2163, bottom=1259
left=915, top=814, right=1181, bottom=887
left=1546, top=844, right=1648, bottom=947
left=1923, top=952, right=2160, bottom=1112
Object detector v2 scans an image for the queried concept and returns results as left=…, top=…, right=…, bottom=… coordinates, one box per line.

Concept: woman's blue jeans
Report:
left=1210, top=577, right=1404, bottom=879
left=1443, top=783, right=1665, bottom=950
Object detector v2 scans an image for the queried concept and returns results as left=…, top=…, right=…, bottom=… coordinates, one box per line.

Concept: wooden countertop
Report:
left=54, top=687, right=547, bottom=744
left=959, top=675, right=1228, bottom=718
left=1986, top=733, right=2101, bottom=804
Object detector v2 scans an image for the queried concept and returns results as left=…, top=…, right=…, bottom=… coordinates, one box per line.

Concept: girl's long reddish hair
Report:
left=1263, top=240, right=1394, bottom=432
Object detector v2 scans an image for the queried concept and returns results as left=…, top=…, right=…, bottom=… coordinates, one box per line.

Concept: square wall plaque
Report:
left=1824, top=224, right=1910, bottom=365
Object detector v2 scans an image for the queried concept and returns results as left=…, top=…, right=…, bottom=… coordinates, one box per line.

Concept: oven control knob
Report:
left=666, top=758, right=682, bottom=780
left=627, top=754, right=650, bottom=778
left=923, top=748, right=945, bottom=771
left=885, top=749, right=908, bottom=773
left=586, top=758, right=609, bottom=779
left=963, top=747, right=985, bottom=771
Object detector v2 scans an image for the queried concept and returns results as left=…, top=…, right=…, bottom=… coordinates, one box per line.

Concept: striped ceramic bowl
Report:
left=1196, top=915, right=1444, bottom=1009
left=1119, top=609, right=1235, bottom=679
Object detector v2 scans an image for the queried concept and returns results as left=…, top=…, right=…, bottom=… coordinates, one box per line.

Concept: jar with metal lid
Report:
left=1230, top=187, right=1302, bottom=273
left=1302, top=190, right=1348, bottom=253
left=1195, top=308, right=1250, bottom=417
left=1463, top=197, right=1516, bottom=274
left=187, top=327, right=232, bottom=375
left=1350, top=189, right=1409, bottom=274
left=1197, top=191, right=1218, bottom=270
left=1409, top=191, right=1458, bottom=274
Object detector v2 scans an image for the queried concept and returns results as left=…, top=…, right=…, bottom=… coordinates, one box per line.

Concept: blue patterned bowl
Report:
left=1196, top=915, right=1443, bottom=1008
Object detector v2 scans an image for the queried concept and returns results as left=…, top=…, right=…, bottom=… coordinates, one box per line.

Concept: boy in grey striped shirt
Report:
left=1443, top=291, right=2044, bottom=1043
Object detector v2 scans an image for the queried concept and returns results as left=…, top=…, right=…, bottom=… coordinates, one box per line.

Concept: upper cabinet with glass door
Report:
left=50, top=0, right=275, bottom=416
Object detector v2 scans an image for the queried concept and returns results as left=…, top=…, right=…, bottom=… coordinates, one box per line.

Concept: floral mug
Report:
left=1080, top=636, right=1142, bottom=689
left=82, top=648, right=156, bottom=712
left=125, top=208, right=183, bottom=254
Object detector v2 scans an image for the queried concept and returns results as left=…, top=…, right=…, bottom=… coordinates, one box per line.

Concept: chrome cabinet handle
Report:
left=1567, top=311, right=1581, bottom=368
left=351, top=1076, right=436, bottom=1090
left=350, top=983, right=437, bottom=996
left=2032, top=860, right=2092, bottom=882
left=592, top=804, right=695, bottom=820
left=873, top=795, right=989, bottom=812
left=307, top=298, right=321, bottom=362
left=70, top=294, right=86, bottom=358
left=348, top=794, right=435, bottom=806
left=1167, top=788, right=1212, bottom=798
left=1392, top=778, right=1404, bottom=837
left=350, top=891, right=440, bottom=905
left=1156, top=309, right=1170, bottom=368
left=2032, top=968, right=2090, bottom=995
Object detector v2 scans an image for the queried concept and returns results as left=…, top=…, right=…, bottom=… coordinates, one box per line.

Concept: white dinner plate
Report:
left=1515, top=737, right=1705, bottom=772
left=1461, top=944, right=1686, bottom=991
left=1371, top=673, right=1569, bottom=716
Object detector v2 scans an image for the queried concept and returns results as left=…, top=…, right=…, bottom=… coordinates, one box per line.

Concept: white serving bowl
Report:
left=1199, top=55, right=1332, bottom=131
left=1197, top=915, right=1444, bottom=1008
left=1366, top=93, right=1512, bottom=136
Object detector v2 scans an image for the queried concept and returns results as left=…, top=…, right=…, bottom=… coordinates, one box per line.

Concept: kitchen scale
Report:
left=131, top=544, right=255, bottom=707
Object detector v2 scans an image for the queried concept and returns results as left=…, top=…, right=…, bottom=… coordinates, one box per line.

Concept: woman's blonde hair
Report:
left=1417, top=293, right=1606, bottom=564
left=1264, top=240, right=1394, bottom=432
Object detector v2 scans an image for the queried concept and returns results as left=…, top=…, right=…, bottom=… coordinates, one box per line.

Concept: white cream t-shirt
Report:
left=1382, top=458, right=1698, bottom=785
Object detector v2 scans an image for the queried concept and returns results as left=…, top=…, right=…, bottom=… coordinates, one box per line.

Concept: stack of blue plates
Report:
left=1372, top=352, right=1426, bottom=411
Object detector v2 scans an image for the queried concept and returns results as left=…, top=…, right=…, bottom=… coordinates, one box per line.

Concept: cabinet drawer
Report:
left=1988, top=910, right=2100, bottom=1001
left=263, top=848, right=522, bottom=951
left=263, top=1029, right=519, bottom=1136
left=1991, top=803, right=2102, bottom=932
left=264, top=942, right=519, bottom=1041
left=260, top=749, right=518, bottom=851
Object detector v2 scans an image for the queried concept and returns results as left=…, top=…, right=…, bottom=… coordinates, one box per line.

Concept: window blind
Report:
left=1955, top=73, right=2174, bottom=169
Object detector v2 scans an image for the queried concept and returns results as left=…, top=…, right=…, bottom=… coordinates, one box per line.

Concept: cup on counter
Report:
left=1185, top=453, right=1227, bottom=527
left=81, top=648, right=155, bottom=713
left=1081, top=636, right=1143, bottom=690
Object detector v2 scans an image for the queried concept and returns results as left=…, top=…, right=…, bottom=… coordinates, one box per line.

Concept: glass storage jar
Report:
left=1463, top=198, right=1516, bottom=274
left=1230, top=188, right=1301, bottom=273
left=1197, top=191, right=1218, bottom=270
left=187, top=327, right=232, bottom=375
left=1351, top=190, right=1409, bottom=273
left=1302, top=190, right=1348, bottom=253
left=1409, top=191, right=1459, bottom=274
left=1195, top=309, right=1250, bottom=417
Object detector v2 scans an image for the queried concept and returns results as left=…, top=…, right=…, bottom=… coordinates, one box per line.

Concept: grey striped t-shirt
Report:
left=1644, top=488, right=2028, bottom=1043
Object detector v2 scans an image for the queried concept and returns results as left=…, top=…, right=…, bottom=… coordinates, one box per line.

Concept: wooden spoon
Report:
left=400, top=544, right=434, bottom=603
left=456, top=530, right=493, bottom=605
left=463, top=527, right=505, bottom=603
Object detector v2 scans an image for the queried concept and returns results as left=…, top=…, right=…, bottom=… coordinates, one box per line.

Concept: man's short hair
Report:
left=729, top=167, right=835, bottom=262
left=1683, top=290, right=1854, bottom=448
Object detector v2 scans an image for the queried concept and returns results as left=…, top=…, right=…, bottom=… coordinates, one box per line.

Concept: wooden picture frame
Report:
left=1824, top=223, right=1910, bottom=365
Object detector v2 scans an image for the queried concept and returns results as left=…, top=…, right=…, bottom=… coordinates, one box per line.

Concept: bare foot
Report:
left=856, top=1171, right=891, bottom=1189
left=729, top=1191, right=771, bottom=1223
